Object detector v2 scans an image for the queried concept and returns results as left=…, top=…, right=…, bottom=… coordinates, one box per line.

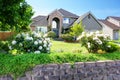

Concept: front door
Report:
left=52, top=18, right=60, bottom=37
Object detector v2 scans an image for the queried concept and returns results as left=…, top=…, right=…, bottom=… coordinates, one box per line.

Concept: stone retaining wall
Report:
left=1, top=60, right=120, bottom=80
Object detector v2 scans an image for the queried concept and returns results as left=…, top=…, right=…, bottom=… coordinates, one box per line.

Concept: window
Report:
left=63, top=18, right=70, bottom=24
left=35, top=26, right=47, bottom=33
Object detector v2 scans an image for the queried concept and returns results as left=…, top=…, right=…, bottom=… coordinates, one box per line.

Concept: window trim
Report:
left=63, top=18, right=70, bottom=24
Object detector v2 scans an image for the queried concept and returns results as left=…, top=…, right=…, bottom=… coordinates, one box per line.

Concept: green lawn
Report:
left=51, top=40, right=88, bottom=53
left=0, top=40, right=120, bottom=78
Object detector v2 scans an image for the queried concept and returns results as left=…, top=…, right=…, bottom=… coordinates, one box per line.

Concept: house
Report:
left=30, top=9, right=102, bottom=37
left=30, top=8, right=79, bottom=36
left=99, top=16, right=120, bottom=40
left=75, top=12, right=102, bottom=32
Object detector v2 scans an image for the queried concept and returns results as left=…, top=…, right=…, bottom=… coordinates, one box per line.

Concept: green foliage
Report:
left=9, top=32, right=51, bottom=55
left=60, top=21, right=84, bottom=41
left=105, top=42, right=120, bottom=52
left=70, top=22, right=84, bottom=37
left=51, top=40, right=87, bottom=53
left=78, top=31, right=114, bottom=53
left=47, top=25, right=52, bottom=32
left=47, top=31, right=56, bottom=38
left=60, top=33, right=75, bottom=42
left=0, top=0, right=34, bottom=32
left=0, top=51, right=120, bottom=78
left=0, top=41, right=9, bottom=53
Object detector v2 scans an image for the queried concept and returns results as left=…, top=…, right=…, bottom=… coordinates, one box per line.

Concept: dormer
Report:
left=106, top=16, right=120, bottom=27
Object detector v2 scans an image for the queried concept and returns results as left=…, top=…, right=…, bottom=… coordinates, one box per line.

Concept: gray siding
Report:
left=82, top=15, right=102, bottom=32
left=62, top=18, right=77, bottom=29
left=101, top=22, right=113, bottom=39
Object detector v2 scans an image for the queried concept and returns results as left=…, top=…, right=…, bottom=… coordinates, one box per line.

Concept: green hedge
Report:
left=0, top=52, right=120, bottom=78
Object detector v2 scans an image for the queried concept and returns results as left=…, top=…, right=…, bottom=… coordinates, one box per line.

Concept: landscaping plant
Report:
left=78, top=31, right=120, bottom=53
left=8, top=32, right=51, bottom=55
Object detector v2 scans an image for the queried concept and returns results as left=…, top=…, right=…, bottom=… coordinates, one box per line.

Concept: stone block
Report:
left=60, top=63, right=71, bottom=69
left=96, top=61, right=106, bottom=67
left=74, top=73, right=85, bottom=79
left=106, top=60, right=116, bottom=66
left=25, top=71, right=32, bottom=80
left=77, top=68, right=83, bottom=73
left=102, top=76, right=107, bottom=80
left=17, top=77, right=28, bottom=80
left=87, top=72, right=98, bottom=77
left=53, top=69, right=65, bottom=76
left=33, top=65, right=43, bottom=72
left=40, top=69, right=53, bottom=76
left=48, top=75, right=60, bottom=80
left=84, top=62, right=96, bottom=67
left=65, top=68, right=77, bottom=75
left=74, top=62, right=84, bottom=69
left=107, top=75, right=113, bottom=80
left=0, top=75, right=13, bottom=80
left=60, top=74, right=73, bottom=80
left=115, top=60, right=120, bottom=65
left=112, top=74, right=120, bottom=80
left=34, top=76, right=45, bottom=80
left=82, top=77, right=92, bottom=80
left=73, top=74, right=79, bottom=80
left=43, top=64, right=59, bottom=70
left=92, top=76, right=103, bottom=80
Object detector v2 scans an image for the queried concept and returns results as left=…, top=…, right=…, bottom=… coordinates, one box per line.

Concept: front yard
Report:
left=51, top=40, right=88, bottom=53
left=0, top=40, right=120, bottom=78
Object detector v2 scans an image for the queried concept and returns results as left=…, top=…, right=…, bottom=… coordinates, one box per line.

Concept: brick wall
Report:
left=1, top=60, right=120, bottom=80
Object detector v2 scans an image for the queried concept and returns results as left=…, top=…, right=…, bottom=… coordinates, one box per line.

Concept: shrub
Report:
left=105, top=42, right=120, bottom=52
left=47, top=31, right=56, bottom=38
left=60, top=33, right=75, bottom=42
left=0, top=41, right=9, bottom=53
left=70, top=22, right=84, bottom=37
left=78, top=31, right=111, bottom=53
left=8, top=32, right=51, bottom=55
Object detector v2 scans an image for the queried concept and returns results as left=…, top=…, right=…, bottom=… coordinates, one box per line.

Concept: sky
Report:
left=26, top=0, right=120, bottom=19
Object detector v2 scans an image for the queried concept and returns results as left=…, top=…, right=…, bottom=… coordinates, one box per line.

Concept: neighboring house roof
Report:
left=108, top=16, right=120, bottom=21
left=31, top=15, right=48, bottom=27
left=75, top=12, right=102, bottom=27
left=99, top=20, right=120, bottom=30
left=58, top=8, right=79, bottom=18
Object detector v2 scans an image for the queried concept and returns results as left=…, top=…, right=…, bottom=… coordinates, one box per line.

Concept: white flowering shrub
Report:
left=77, top=31, right=110, bottom=53
left=9, top=32, right=51, bottom=55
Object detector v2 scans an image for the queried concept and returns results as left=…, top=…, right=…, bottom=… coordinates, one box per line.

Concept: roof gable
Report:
left=31, top=15, right=48, bottom=26
left=75, top=12, right=102, bottom=27
left=58, top=8, right=79, bottom=18
left=108, top=16, right=120, bottom=21
left=99, top=20, right=120, bottom=30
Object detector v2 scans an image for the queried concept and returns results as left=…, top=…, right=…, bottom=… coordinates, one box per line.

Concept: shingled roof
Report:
left=109, top=16, right=120, bottom=21
left=31, top=15, right=48, bottom=26
left=99, top=20, right=120, bottom=30
left=58, top=8, right=79, bottom=18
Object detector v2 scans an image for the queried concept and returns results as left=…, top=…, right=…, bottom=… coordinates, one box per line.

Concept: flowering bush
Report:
left=77, top=31, right=111, bottom=53
left=9, top=32, right=51, bottom=55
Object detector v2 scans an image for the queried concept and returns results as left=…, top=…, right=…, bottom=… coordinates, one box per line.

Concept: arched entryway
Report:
left=52, top=18, right=60, bottom=37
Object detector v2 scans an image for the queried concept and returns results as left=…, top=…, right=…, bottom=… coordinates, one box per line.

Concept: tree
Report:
left=0, top=0, right=34, bottom=32
left=70, top=21, right=84, bottom=37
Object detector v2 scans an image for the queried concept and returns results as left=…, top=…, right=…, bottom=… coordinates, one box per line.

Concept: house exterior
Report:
left=30, top=9, right=102, bottom=37
left=30, top=9, right=79, bottom=37
left=75, top=12, right=102, bottom=32
left=99, top=16, right=120, bottom=40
